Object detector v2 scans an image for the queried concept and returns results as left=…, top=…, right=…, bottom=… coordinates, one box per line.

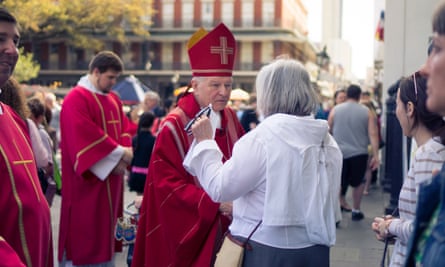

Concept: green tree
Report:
left=13, top=47, right=40, bottom=83
left=4, top=0, right=154, bottom=50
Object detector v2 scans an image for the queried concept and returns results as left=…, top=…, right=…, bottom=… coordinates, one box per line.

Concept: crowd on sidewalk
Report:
left=3, top=3, right=445, bottom=267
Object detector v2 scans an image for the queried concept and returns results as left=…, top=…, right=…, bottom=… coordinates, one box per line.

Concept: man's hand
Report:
left=219, top=202, right=233, bottom=218
left=122, top=148, right=133, bottom=165
left=369, top=155, right=380, bottom=171
left=112, top=159, right=128, bottom=176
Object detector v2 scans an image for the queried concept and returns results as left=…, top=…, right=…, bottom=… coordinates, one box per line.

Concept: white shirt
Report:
left=184, top=113, right=342, bottom=248
left=388, top=138, right=445, bottom=267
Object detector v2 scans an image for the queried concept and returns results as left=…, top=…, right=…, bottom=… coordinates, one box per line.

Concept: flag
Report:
left=375, top=10, right=384, bottom=42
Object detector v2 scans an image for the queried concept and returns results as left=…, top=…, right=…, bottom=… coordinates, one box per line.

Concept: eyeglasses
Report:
left=412, top=72, right=418, bottom=102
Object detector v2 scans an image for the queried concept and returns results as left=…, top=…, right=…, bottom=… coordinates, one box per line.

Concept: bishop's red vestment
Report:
left=131, top=92, right=244, bottom=267
left=0, top=103, right=53, bottom=267
left=58, top=85, right=132, bottom=265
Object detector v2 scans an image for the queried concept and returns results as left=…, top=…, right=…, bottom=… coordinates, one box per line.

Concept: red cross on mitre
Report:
left=187, top=23, right=236, bottom=77
left=210, top=37, right=234, bottom=65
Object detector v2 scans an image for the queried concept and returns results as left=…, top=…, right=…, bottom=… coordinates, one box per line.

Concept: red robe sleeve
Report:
left=0, top=238, right=26, bottom=267
left=60, top=88, right=131, bottom=176
left=131, top=114, right=220, bottom=267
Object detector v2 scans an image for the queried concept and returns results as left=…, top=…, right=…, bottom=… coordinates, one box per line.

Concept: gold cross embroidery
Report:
left=210, top=37, right=233, bottom=65
left=107, top=112, right=120, bottom=139
left=12, top=139, right=41, bottom=201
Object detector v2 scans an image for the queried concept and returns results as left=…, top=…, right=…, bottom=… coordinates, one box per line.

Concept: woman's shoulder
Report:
left=416, top=138, right=445, bottom=162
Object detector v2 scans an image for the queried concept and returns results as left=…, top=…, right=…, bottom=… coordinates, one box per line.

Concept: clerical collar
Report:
left=77, top=74, right=108, bottom=95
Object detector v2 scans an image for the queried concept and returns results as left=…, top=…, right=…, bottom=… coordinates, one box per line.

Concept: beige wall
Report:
left=383, top=0, right=440, bottom=94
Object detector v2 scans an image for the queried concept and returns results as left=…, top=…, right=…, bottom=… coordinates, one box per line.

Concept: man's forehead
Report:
left=205, top=77, right=233, bottom=83
left=0, top=23, right=20, bottom=39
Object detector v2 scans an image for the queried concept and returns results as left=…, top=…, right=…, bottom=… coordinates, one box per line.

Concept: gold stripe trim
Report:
left=0, top=146, right=32, bottom=266
left=92, top=93, right=107, bottom=132
left=146, top=224, right=161, bottom=238
left=74, top=135, right=108, bottom=171
left=164, top=122, right=185, bottom=159
left=160, top=184, right=187, bottom=208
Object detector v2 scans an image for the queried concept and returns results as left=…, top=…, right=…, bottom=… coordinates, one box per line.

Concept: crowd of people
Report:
left=2, top=2, right=445, bottom=266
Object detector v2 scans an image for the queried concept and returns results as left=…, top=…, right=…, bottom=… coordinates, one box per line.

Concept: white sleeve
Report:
left=27, top=119, right=49, bottom=168
left=183, top=136, right=265, bottom=202
left=90, top=146, right=125, bottom=181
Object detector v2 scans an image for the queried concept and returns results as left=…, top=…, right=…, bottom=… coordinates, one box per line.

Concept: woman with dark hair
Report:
left=372, top=73, right=445, bottom=266
left=404, top=2, right=445, bottom=266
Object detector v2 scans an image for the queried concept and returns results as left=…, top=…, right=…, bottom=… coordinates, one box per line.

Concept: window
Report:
left=202, top=1, right=214, bottom=28
left=221, top=1, right=234, bottom=27
left=240, top=42, right=253, bottom=70
left=162, top=43, right=173, bottom=69
left=162, top=2, right=174, bottom=28
left=242, top=1, right=254, bottom=27
left=182, top=2, right=194, bottom=28
left=49, top=43, right=59, bottom=69
left=262, top=1, right=275, bottom=27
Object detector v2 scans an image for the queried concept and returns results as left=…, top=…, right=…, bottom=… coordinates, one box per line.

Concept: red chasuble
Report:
left=0, top=103, right=53, bottom=267
left=58, top=86, right=132, bottom=265
left=131, top=93, right=245, bottom=267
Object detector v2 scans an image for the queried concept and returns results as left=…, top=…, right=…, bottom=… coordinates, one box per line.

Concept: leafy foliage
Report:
left=13, top=47, right=41, bottom=83
left=4, top=0, right=154, bottom=50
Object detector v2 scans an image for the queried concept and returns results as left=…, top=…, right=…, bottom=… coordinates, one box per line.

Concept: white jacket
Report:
left=184, top=113, right=342, bottom=248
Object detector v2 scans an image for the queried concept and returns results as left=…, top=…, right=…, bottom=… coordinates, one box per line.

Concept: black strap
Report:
left=380, top=208, right=399, bottom=267
left=243, top=220, right=262, bottom=247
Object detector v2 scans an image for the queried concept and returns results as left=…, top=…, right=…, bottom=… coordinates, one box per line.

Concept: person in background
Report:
left=128, top=111, right=156, bottom=195
left=142, top=90, right=163, bottom=117
left=151, top=97, right=176, bottom=136
left=334, top=89, right=346, bottom=106
left=328, top=84, right=380, bottom=221
left=27, top=97, right=57, bottom=206
left=184, top=58, right=342, bottom=267
left=371, top=73, right=445, bottom=266
left=131, top=23, right=245, bottom=267
left=360, top=92, right=381, bottom=195
left=405, top=2, right=445, bottom=266
left=240, top=94, right=259, bottom=132
left=0, top=8, right=54, bottom=267
left=58, top=51, right=133, bottom=267
left=44, top=92, right=61, bottom=152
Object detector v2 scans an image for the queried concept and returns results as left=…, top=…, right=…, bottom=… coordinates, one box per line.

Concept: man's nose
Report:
left=419, top=56, right=432, bottom=77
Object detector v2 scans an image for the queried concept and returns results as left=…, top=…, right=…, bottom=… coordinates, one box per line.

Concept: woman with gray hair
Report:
left=183, top=58, right=342, bottom=266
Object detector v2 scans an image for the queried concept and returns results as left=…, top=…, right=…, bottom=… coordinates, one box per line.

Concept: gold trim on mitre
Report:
left=187, top=28, right=208, bottom=49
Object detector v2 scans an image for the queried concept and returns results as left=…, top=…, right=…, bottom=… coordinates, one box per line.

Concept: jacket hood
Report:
left=259, top=113, right=329, bottom=148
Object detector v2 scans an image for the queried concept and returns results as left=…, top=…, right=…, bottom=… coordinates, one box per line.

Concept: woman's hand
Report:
left=372, top=216, right=393, bottom=241
left=191, top=116, right=213, bottom=142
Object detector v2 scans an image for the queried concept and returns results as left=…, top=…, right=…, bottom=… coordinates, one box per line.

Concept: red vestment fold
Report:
left=131, top=93, right=244, bottom=267
left=0, top=103, right=53, bottom=267
left=58, top=86, right=132, bottom=265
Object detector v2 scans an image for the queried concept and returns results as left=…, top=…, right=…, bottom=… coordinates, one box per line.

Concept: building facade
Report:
left=25, top=0, right=316, bottom=98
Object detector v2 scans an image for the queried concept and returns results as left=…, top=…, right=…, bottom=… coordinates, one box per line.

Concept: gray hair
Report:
left=144, top=91, right=160, bottom=102
left=256, top=58, right=318, bottom=117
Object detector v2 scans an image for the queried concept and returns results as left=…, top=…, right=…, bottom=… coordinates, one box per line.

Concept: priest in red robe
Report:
left=0, top=8, right=53, bottom=267
left=58, top=51, right=133, bottom=266
left=131, top=23, right=245, bottom=267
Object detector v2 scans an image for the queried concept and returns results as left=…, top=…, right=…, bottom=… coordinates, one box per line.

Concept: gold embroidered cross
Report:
left=12, top=139, right=41, bottom=201
left=210, top=37, right=233, bottom=65
left=107, top=113, right=120, bottom=139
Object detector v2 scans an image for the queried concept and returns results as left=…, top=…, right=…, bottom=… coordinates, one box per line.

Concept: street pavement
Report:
left=50, top=183, right=390, bottom=267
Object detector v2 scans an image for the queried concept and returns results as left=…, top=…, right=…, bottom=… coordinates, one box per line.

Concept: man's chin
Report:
left=0, top=73, right=10, bottom=87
